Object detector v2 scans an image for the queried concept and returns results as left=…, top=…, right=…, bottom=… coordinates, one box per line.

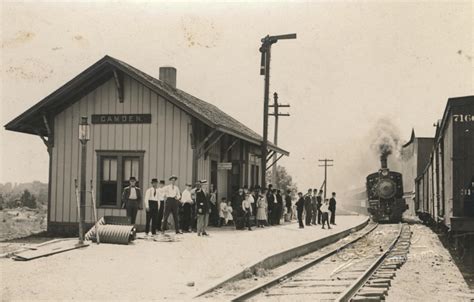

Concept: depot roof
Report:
left=4, top=55, right=289, bottom=156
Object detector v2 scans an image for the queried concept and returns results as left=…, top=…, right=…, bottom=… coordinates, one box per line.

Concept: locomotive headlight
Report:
left=381, top=170, right=389, bottom=176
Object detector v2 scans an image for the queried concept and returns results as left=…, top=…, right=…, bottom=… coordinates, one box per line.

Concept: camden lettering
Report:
left=91, top=114, right=152, bottom=124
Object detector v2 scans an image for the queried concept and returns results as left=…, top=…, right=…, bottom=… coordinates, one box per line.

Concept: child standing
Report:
left=256, top=190, right=268, bottom=228
left=242, top=193, right=253, bottom=231
left=320, top=199, right=331, bottom=229
left=226, top=201, right=233, bottom=225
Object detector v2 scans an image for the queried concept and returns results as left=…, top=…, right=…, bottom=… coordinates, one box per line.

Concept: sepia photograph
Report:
left=0, top=1, right=473, bottom=301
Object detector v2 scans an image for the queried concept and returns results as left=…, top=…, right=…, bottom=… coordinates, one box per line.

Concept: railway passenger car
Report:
left=415, top=96, right=474, bottom=262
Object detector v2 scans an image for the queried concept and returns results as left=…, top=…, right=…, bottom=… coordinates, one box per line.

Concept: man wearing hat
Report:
left=161, top=175, right=182, bottom=234
left=121, top=176, right=142, bottom=225
left=195, top=180, right=210, bottom=236
left=180, top=183, right=194, bottom=232
left=144, top=178, right=160, bottom=236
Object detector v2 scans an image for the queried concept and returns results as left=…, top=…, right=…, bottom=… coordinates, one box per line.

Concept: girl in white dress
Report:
left=256, top=190, right=268, bottom=228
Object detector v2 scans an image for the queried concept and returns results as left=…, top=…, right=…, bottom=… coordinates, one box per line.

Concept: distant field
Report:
left=0, top=207, right=47, bottom=241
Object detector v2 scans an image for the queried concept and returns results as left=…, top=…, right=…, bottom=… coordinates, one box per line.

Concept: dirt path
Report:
left=386, top=224, right=474, bottom=301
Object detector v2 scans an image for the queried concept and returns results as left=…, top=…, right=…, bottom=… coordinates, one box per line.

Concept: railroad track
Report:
left=226, top=223, right=411, bottom=301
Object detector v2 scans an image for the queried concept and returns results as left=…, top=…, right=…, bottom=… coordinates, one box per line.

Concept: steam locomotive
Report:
left=366, top=155, right=406, bottom=223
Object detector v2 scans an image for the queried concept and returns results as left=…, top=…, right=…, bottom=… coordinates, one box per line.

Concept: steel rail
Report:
left=230, top=223, right=379, bottom=302
left=336, top=223, right=403, bottom=302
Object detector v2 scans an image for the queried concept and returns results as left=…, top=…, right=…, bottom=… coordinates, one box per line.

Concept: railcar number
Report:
left=453, top=114, right=473, bottom=122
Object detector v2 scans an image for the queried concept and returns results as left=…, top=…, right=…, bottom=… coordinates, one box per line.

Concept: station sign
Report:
left=91, top=114, right=152, bottom=124
left=217, top=162, right=232, bottom=170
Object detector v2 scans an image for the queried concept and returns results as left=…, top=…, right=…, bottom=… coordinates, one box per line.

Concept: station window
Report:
left=97, top=151, right=144, bottom=208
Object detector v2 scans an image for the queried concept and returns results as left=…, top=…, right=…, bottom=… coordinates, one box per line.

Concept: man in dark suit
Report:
left=196, top=180, right=210, bottom=236
left=329, top=192, right=337, bottom=225
left=232, top=188, right=244, bottom=229
left=121, top=176, right=142, bottom=225
left=285, top=190, right=292, bottom=221
left=266, top=185, right=275, bottom=225
left=275, top=189, right=283, bottom=225
left=296, top=192, right=305, bottom=228
left=304, top=189, right=313, bottom=226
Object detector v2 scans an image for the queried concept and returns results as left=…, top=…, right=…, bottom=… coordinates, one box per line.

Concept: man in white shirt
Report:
left=144, top=178, right=160, bottom=236
left=156, top=180, right=166, bottom=232
left=161, top=175, right=183, bottom=235
left=181, top=183, right=193, bottom=232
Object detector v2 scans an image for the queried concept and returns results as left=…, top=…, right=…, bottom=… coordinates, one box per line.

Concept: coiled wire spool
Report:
left=96, top=225, right=136, bottom=245
left=84, top=217, right=106, bottom=241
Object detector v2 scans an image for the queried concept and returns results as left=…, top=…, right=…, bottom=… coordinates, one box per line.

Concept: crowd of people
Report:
left=120, top=175, right=337, bottom=238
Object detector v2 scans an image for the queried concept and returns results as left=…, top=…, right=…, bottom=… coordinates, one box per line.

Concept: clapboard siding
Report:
left=51, top=75, right=193, bottom=225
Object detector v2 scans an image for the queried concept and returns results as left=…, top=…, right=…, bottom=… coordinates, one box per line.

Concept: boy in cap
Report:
left=196, top=180, right=210, bottom=236
left=121, top=176, right=142, bottom=225
left=144, top=178, right=160, bottom=236
left=161, top=175, right=182, bottom=235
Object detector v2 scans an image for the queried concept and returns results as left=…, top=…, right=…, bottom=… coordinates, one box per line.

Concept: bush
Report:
left=20, top=189, right=37, bottom=209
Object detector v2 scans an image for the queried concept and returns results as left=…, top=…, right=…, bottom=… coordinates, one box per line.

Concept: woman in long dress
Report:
left=256, top=189, right=268, bottom=228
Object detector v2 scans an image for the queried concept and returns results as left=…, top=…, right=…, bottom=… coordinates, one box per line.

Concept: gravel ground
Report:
left=0, top=208, right=47, bottom=242
left=386, top=224, right=474, bottom=302
left=1, top=215, right=367, bottom=301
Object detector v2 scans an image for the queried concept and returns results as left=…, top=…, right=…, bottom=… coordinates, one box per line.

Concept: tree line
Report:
left=0, top=181, right=47, bottom=210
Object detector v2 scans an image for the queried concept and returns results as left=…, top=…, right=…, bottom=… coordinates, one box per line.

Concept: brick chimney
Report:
left=159, top=67, right=177, bottom=88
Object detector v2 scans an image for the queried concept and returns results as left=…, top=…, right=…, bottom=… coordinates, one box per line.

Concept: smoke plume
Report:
left=370, top=118, right=402, bottom=160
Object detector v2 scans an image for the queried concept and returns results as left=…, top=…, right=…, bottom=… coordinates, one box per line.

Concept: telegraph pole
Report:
left=318, top=159, right=334, bottom=201
left=269, top=92, right=290, bottom=185
left=259, top=33, right=296, bottom=188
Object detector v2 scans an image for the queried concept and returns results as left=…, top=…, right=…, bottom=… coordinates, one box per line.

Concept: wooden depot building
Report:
left=5, top=55, right=289, bottom=234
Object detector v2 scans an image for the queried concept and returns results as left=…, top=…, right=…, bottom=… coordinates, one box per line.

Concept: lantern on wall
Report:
left=79, top=116, right=90, bottom=143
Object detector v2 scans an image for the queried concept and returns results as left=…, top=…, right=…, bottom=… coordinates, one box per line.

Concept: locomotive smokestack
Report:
left=381, top=154, right=388, bottom=169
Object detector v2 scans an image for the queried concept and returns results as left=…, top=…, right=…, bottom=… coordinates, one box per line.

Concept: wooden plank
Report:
left=122, top=77, right=131, bottom=151
left=129, top=78, right=138, bottom=151
left=13, top=239, right=89, bottom=261
left=179, top=111, right=189, bottom=184
left=69, top=100, right=79, bottom=223
left=92, top=89, right=101, bottom=211
left=150, top=93, right=158, bottom=181
left=164, top=102, right=173, bottom=178
left=115, top=77, right=125, bottom=150
left=104, top=81, right=114, bottom=217
left=136, top=85, right=150, bottom=226
left=64, top=105, right=75, bottom=223
left=50, top=115, right=59, bottom=222
left=107, top=80, right=116, bottom=151
left=56, top=110, right=65, bottom=222
left=186, top=120, right=193, bottom=182
left=157, top=96, right=166, bottom=181
left=84, top=92, right=94, bottom=222
left=172, top=106, right=181, bottom=185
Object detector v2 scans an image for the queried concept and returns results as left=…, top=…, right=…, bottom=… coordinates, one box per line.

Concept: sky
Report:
left=1, top=1, right=472, bottom=193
